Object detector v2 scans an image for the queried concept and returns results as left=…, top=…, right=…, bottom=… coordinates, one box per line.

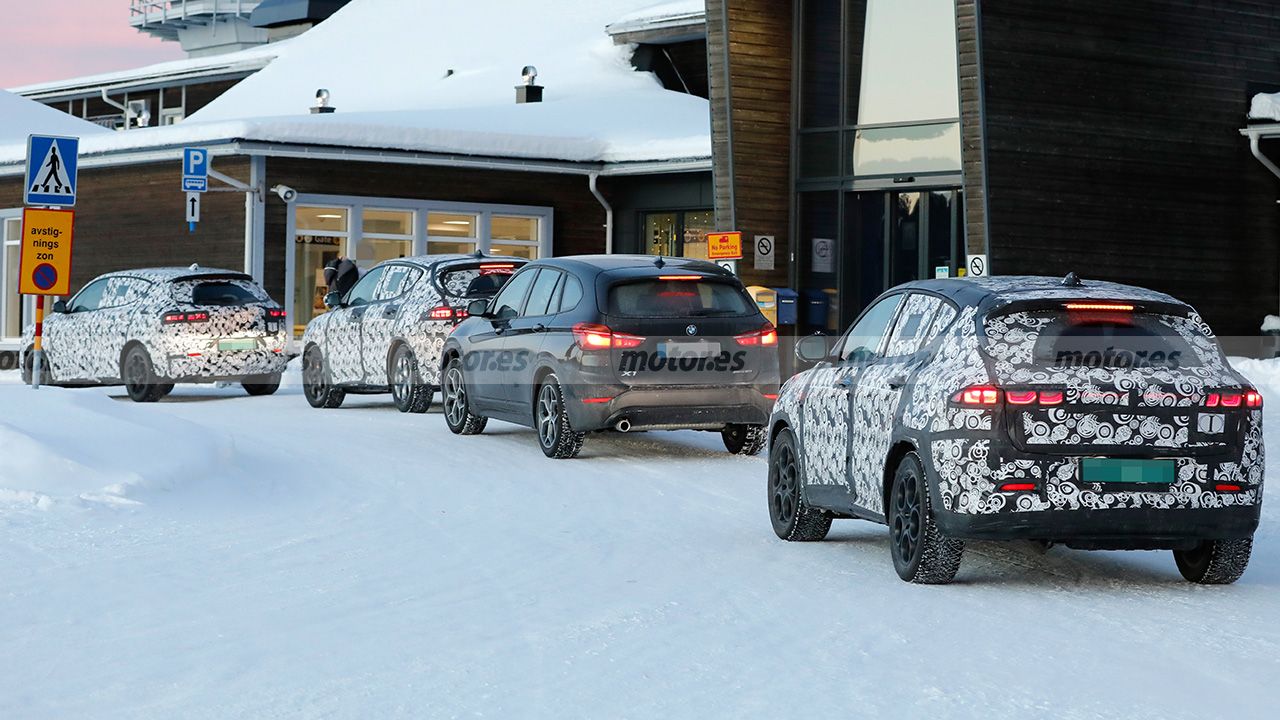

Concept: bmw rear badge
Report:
left=686, top=324, right=698, bottom=336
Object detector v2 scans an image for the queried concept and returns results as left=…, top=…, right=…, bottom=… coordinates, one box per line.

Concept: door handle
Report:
left=533, top=323, right=547, bottom=333
left=382, top=305, right=399, bottom=318
left=835, top=376, right=853, bottom=389
left=888, top=376, right=908, bottom=390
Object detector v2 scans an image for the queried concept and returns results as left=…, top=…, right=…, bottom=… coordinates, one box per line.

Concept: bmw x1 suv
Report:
left=440, top=255, right=781, bottom=458
left=21, top=266, right=289, bottom=401
left=301, top=254, right=526, bottom=412
left=768, top=274, right=1263, bottom=584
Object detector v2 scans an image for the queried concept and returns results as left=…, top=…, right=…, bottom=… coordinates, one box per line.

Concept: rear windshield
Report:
left=608, top=279, right=754, bottom=318
left=438, top=266, right=518, bottom=299
left=990, top=310, right=1201, bottom=370
left=184, top=280, right=268, bottom=306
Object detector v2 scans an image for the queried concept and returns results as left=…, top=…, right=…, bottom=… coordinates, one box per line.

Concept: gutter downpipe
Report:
left=588, top=172, right=614, bottom=254
left=99, top=88, right=135, bottom=129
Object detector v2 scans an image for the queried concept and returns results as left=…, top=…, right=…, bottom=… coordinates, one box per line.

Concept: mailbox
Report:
left=775, top=288, right=799, bottom=325
left=802, top=289, right=830, bottom=328
left=747, top=286, right=778, bottom=325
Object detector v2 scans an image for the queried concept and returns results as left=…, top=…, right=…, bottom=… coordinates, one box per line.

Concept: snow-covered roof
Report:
left=606, top=1, right=707, bottom=37
left=1250, top=93, right=1280, bottom=123
left=7, top=43, right=281, bottom=99
left=0, top=0, right=710, bottom=170
left=0, top=90, right=110, bottom=147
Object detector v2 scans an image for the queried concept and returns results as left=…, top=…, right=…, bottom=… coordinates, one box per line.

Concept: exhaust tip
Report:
left=615, top=419, right=631, bottom=433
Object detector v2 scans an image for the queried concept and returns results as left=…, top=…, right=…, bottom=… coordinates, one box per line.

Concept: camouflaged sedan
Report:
left=768, top=274, right=1263, bottom=585
left=300, top=254, right=526, bottom=412
left=21, top=265, right=289, bottom=401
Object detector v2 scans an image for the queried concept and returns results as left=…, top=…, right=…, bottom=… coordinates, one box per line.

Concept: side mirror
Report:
left=795, top=334, right=831, bottom=363
left=52, top=299, right=68, bottom=314
left=323, top=291, right=345, bottom=310
left=466, top=298, right=491, bottom=318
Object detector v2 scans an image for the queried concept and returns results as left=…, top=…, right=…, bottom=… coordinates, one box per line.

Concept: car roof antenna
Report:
left=654, top=256, right=666, bottom=269
left=1062, top=271, right=1082, bottom=288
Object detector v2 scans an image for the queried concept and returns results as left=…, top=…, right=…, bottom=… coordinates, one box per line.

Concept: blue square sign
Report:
left=183, top=148, right=209, bottom=193
left=25, top=135, right=79, bottom=207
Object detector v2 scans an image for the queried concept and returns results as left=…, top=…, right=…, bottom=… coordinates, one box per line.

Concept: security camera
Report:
left=272, top=185, right=298, bottom=203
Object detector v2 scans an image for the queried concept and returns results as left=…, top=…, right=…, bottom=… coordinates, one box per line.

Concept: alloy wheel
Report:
left=771, top=442, right=798, bottom=526
left=891, top=471, right=922, bottom=565
left=444, top=365, right=467, bottom=427
left=537, top=383, right=559, bottom=448
left=392, top=349, right=413, bottom=404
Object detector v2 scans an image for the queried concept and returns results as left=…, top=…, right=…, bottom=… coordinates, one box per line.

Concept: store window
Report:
left=428, top=212, right=478, bottom=255
left=3, top=215, right=27, bottom=340
left=490, top=215, right=540, bottom=260
left=359, top=208, right=413, bottom=265
left=293, top=206, right=349, bottom=335
left=643, top=210, right=715, bottom=259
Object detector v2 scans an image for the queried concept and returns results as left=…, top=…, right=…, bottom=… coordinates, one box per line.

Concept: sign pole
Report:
left=31, top=295, right=44, bottom=390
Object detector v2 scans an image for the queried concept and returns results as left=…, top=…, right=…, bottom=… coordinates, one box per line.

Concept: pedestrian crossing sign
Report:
left=25, top=135, right=79, bottom=207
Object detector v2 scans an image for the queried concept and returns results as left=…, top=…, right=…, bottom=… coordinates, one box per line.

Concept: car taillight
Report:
left=953, top=385, right=1001, bottom=406
left=1205, top=389, right=1260, bottom=409
left=163, top=311, right=208, bottom=324
left=1063, top=302, right=1135, bottom=312
left=266, top=308, right=286, bottom=319
left=735, top=324, right=778, bottom=347
left=1005, top=389, right=1064, bottom=406
left=428, top=306, right=455, bottom=320
left=572, top=323, right=644, bottom=350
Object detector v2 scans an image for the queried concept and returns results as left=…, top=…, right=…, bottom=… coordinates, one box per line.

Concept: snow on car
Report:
left=20, top=265, right=289, bottom=402
left=769, top=274, right=1263, bottom=584
left=300, top=254, right=526, bottom=412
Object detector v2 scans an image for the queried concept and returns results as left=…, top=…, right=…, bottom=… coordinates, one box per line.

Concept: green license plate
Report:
left=1080, top=458, right=1175, bottom=485
left=218, top=339, right=258, bottom=352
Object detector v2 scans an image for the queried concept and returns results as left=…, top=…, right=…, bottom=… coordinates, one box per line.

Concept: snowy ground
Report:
left=1, top=362, right=1278, bottom=719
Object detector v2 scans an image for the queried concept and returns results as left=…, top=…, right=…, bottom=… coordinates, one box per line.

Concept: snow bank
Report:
left=0, top=90, right=109, bottom=146
left=0, top=386, right=234, bottom=509
left=609, top=1, right=707, bottom=28
left=1250, top=92, right=1280, bottom=122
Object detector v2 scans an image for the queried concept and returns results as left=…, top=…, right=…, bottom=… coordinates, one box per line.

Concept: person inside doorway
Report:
left=323, top=256, right=359, bottom=298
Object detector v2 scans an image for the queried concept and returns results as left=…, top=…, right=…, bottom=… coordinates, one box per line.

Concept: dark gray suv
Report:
left=440, top=255, right=781, bottom=458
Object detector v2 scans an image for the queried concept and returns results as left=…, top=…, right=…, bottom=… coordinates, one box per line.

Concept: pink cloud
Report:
left=2, top=3, right=185, bottom=88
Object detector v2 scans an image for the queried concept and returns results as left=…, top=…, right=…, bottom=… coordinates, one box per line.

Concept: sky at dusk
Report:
left=1, top=3, right=185, bottom=89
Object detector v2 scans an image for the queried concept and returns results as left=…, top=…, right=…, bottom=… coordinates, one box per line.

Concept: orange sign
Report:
left=706, top=231, right=743, bottom=260
left=19, top=208, right=75, bottom=296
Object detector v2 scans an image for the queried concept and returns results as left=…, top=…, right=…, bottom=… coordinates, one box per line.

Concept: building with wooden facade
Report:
left=706, top=0, right=1280, bottom=341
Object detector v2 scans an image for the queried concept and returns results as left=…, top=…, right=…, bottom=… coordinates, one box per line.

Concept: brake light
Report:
left=1063, top=303, right=1135, bottom=312
left=1246, top=390, right=1263, bottom=408
left=480, top=264, right=515, bottom=270
left=266, top=308, right=287, bottom=319
left=163, top=311, right=209, bottom=324
left=999, top=483, right=1037, bottom=492
left=953, top=385, right=1001, bottom=406
left=1220, top=393, right=1243, bottom=408
left=657, top=275, right=702, bottom=281
left=1039, top=391, right=1064, bottom=406
left=735, top=324, right=778, bottom=347
left=428, top=306, right=456, bottom=321
left=572, top=323, right=644, bottom=350
left=762, top=393, right=779, bottom=400
left=1006, top=390, right=1038, bottom=406
left=582, top=396, right=614, bottom=404
left=1215, top=484, right=1243, bottom=493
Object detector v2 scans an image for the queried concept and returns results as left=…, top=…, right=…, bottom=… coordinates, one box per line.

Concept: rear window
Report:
left=184, top=281, right=268, bottom=306
left=608, top=279, right=754, bottom=318
left=989, top=310, right=1201, bottom=370
left=438, top=265, right=518, bottom=299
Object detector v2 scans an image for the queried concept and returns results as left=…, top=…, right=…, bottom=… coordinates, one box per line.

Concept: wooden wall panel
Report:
left=977, top=0, right=1280, bottom=336
left=707, top=0, right=795, bottom=288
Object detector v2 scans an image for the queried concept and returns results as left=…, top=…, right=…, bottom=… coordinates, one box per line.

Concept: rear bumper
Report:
left=163, top=348, right=289, bottom=381
left=565, top=383, right=776, bottom=431
left=936, top=504, right=1261, bottom=548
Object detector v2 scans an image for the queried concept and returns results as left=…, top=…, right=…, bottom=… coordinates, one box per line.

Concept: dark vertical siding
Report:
left=707, top=0, right=795, bottom=288
left=956, top=0, right=989, bottom=256
left=977, top=0, right=1280, bottom=336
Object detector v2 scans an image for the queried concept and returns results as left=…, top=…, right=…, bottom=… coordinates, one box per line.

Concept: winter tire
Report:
left=156, top=383, right=175, bottom=399
left=535, top=374, right=586, bottom=459
left=302, top=346, right=345, bottom=409
left=442, top=357, right=487, bottom=435
left=1174, top=537, right=1253, bottom=585
left=889, top=452, right=963, bottom=584
left=723, top=424, right=767, bottom=455
left=21, top=348, right=33, bottom=385
left=242, top=373, right=282, bottom=397
left=768, top=428, right=832, bottom=541
left=390, top=344, right=432, bottom=414
left=122, top=346, right=165, bottom=403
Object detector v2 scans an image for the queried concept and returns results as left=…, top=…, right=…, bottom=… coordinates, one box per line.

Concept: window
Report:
left=190, top=282, right=265, bottom=306
left=523, top=270, right=562, bottom=317
left=884, top=293, right=945, bottom=357
left=359, top=209, right=413, bottom=266
left=345, top=267, right=384, bottom=308
left=490, top=216, right=540, bottom=260
left=608, top=280, right=754, bottom=318
left=375, top=265, right=421, bottom=301
left=428, top=212, right=478, bottom=255
left=839, top=293, right=903, bottom=362
left=857, top=0, right=960, bottom=126
left=800, top=0, right=842, bottom=128
left=69, top=279, right=110, bottom=313
left=643, top=210, right=715, bottom=258
left=294, top=206, right=349, bottom=335
left=491, top=268, right=537, bottom=320
left=2, top=215, right=24, bottom=339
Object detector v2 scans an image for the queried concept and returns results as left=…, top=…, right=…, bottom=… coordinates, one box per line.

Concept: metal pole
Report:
left=31, top=295, right=44, bottom=389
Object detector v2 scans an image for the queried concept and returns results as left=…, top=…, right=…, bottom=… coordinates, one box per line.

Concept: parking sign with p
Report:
left=183, top=148, right=209, bottom=192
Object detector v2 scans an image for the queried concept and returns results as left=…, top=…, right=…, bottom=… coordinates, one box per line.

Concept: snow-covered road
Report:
left=1, top=367, right=1277, bottom=719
